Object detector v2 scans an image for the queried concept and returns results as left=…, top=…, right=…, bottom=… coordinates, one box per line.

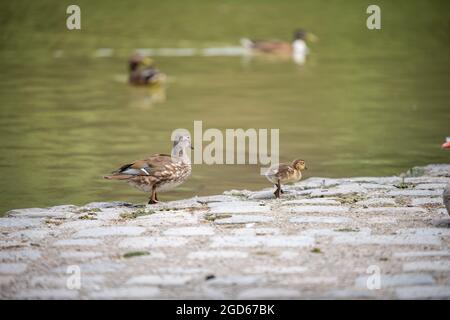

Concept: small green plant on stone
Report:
left=120, top=208, right=155, bottom=220
left=203, top=213, right=232, bottom=222
left=339, top=194, right=365, bottom=204
left=311, top=248, right=322, bottom=254
left=334, top=228, right=359, bottom=232
left=79, top=215, right=97, bottom=220
left=123, top=251, right=150, bottom=258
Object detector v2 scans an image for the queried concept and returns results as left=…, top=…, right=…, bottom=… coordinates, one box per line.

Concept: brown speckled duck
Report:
left=128, top=53, right=167, bottom=86
left=241, top=29, right=317, bottom=65
left=265, top=159, right=307, bottom=198
left=104, top=135, right=192, bottom=204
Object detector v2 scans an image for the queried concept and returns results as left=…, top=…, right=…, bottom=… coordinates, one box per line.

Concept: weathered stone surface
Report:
left=211, top=236, right=314, bottom=247
left=244, top=266, right=307, bottom=274
left=30, top=275, right=105, bottom=290
left=387, top=189, right=442, bottom=197
left=0, top=164, right=449, bottom=299
left=286, top=198, right=341, bottom=206
left=8, top=229, right=54, bottom=240
left=119, top=237, right=189, bottom=248
left=357, top=198, right=396, bottom=206
left=237, top=288, right=300, bottom=299
left=214, top=215, right=274, bottom=225
left=0, top=263, right=27, bottom=274
left=53, top=238, right=103, bottom=246
left=232, top=228, right=280, bottom=236
left=208, top=201, right=270, bottom=214
left=355, top=207, right=427, bottom=215
left=89, top=287, right=160, bottom=299
left=412, top=197, right=443, bottom=206
left=188, top=251, right=248, bottom=260
left=60, top=251, right=103, bottom=259
left=366, top=217, right=397, bottom=224
left=303, top=228, right=371, bottom=237
left=285, top=205, right=349, bottom=214
left=394, top=251, right=450, bottom=258
left=403, top=260, right=450, bottom=272
left=290, top=216, right=352, bottom=224
left=0, top=218, right=43, bottom=228
left=396, top=286, right=450, bottom=299
left=0, top=249, right=41, bottom=261
left=206, top=275, right=264, bottom=286
left=309, top=183, right=368, bottom=197
left=355, top=274, right=435, bottom=288
left=127, top=275, right=192, bottom=286
left=16, top=289, right=79, bottom=299
left=163, top=226, right=214, bottom=236
left=74, top=226, right=145, bottom=238
left=333, top=234, right=440, bottom=245
left=397, top=228, right=450, bottom=237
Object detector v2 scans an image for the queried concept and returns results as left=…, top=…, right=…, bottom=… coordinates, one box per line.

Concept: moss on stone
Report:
left=123, top=251, right=150, bottom=258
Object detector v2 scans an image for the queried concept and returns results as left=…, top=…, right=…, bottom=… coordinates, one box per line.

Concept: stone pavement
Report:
left=1, top=164, right=449, bottom=299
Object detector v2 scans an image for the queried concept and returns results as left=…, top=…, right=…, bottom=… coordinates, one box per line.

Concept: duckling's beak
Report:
left=442, top=141, right=450, bottom=149
left=305, top=166, right=308, bottom=170
left=190, top=145, right=194, bottom=150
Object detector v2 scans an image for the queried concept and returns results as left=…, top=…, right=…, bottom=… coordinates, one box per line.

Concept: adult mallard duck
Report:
left=265, top=159, right=307, bottom=198
left=104, top=135, right=192, bottom=204
left=240, top=29, right=317, bottom=65
left=128, top=53, right=167, bottom=86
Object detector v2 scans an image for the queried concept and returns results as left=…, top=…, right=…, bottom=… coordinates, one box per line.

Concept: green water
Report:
left=0, top=0, right=449, bottom=214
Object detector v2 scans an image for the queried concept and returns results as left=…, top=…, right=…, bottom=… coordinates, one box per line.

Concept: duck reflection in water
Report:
left=128, top=53, right=167, bottom=108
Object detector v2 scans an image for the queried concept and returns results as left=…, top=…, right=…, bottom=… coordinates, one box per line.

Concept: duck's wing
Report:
left=104, top=154, right=172, bottom=180
left=266, top=163, right=293, bottom=178
left=265, top=163, right=293, bottom=179
left=252, top=41, right=290, bottom=53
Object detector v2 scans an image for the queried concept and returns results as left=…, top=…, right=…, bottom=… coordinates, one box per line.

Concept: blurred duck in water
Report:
left=240, top=29, right=317, bottom=65
left=442, top=137, right=450, bottom=215
left=128, top=53, right=167, bottom=86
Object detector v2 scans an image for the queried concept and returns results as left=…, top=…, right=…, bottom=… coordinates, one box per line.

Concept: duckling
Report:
left=128, top=53, right=167, bottom=86
left=265, top=159, right=307, bottom=198
left=241, top=29, right=316, bottom=65
left=104, top=135, right=192, bottom=204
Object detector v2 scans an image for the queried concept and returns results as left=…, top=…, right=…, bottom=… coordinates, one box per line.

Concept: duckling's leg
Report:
left=274, top=180, right=282, bottom=198
left=148, top=186, right=159, bottom=204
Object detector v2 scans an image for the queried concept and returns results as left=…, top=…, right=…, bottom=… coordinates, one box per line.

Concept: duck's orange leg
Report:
left=148, top=186, right=159, bottom=204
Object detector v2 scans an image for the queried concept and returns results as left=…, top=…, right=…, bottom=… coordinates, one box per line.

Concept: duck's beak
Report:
left=191, top=145, right=194, bottom=150
left=306, top=33, right=319, bottom=42
left=442, top=141, right=450, bottom=149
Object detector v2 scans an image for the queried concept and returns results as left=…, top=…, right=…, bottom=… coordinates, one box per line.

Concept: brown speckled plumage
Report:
left=104, top=136, right=192, bottom=204
left=265, top=159, right=307, bottom=198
